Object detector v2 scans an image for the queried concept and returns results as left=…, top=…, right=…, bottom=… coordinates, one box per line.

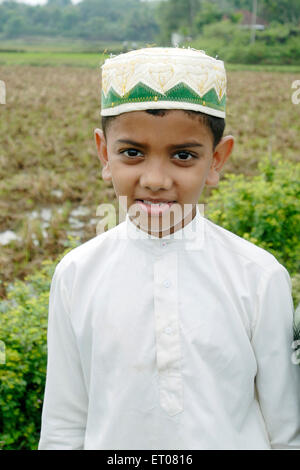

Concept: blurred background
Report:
left=0, top=0, right=300, bottom=64
left=0, top=0, right=300, bottom=450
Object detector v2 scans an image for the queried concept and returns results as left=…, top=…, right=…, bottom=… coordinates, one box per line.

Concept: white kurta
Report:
left=38, top=206, right=300, bottom=450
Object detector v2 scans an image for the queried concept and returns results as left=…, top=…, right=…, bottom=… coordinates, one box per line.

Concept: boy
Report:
left=38, top=47, right=300, bottom=450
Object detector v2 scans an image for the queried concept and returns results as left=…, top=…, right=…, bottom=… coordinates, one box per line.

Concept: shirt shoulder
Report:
left=204, top=217, right=284, bottom=275
left=54, top=220, right=127, bottom=279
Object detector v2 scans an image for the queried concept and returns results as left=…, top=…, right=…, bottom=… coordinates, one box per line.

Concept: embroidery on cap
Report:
left=100, top=47, right=226, bottom=117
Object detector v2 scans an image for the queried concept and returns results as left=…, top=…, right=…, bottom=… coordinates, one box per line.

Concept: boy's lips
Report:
left=134, top=198, right=177, bottom=203
left=134, top=199, right=176, bottom=216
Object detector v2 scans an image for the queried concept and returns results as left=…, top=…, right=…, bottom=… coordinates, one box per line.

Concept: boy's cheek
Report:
left=204, top=167, right=220, bottom=187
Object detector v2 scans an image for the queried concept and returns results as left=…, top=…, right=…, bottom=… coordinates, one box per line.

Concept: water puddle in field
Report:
left=0, top=230, right=21, bottom=245
left=68, top=206, right=96, bottom=238
left=50, top=189, right=63, bottom=199
left=0, top=205, right=98, bottom=246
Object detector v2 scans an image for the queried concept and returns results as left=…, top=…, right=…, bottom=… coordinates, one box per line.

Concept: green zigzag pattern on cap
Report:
left=101, top=81, right=226, bottom=113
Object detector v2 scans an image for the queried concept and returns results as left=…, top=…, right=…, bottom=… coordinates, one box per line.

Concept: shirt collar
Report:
left=124, top=204, right=205, bottom=252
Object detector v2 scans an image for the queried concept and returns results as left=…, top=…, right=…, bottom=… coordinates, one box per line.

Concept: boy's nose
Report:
left=139, top=165, right=172, bottom=192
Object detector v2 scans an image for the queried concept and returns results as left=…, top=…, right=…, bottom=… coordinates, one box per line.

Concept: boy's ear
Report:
left=205, top=135, right=234, bottom=187
left=94, top=128, right=112, bottom=182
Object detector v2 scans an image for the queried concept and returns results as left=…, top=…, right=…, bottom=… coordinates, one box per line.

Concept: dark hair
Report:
left=101, top=109, right=225, bottom=151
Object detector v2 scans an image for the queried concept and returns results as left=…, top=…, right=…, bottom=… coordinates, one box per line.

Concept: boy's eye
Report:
left=120, top=149, right=197, bottom=161
left=121, top=149, right=143, bottom=158
left=173, top=151, right=196, bottom=161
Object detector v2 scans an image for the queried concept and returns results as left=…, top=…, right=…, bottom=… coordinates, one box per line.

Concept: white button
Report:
left=163, top=280, right=170, bottom=288
left=164, top=326, right=174, bottom=335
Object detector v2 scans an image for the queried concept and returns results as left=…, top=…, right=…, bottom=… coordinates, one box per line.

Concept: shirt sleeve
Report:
left=38, top=262, right=88, bottom=450
left=251, top=263, right=300, bottom=450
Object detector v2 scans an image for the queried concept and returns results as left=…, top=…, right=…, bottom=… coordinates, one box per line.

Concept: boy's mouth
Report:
left=135, top=199, right=176, bottom=205
left=134, top=199, right=176, bottom=215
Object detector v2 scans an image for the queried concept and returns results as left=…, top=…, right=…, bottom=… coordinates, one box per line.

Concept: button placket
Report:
left=164, top=326, right=173, bottom=335
left=153, top=251, right=183, bottom=416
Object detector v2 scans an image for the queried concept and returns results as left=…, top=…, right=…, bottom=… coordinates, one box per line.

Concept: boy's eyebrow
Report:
left=116, top=139, right=204, bottom=149
left=169, top=142, right=204, bottom=149
left=116, top=139, right=145, bottom=147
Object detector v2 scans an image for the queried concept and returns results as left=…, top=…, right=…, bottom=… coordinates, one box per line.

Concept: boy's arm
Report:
left=251, top=264, right=300, bottom=450
left=38, top=262, right=88, bottom=450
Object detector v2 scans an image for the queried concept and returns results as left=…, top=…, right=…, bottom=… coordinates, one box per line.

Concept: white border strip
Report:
left=0, top=80, right=6, bottom=105
left=101, top=100, right=225, bottom=118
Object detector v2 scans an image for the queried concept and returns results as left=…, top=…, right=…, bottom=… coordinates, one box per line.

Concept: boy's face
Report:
left=95, top=110, right=234, bottom=238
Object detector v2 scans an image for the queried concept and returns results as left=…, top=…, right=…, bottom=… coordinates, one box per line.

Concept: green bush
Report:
left=206, top=154, right=300, bottom=307
left=292, top=275, right=300, bottom=312
left=188, top=19, right=300, bottom=65
left=189, top=19, right=251, bottom=58
left=258, top=22, right=291, bottom=46
left=0, top=238, right=79, bottom=450
left=194, top=2, right=223, bottom=32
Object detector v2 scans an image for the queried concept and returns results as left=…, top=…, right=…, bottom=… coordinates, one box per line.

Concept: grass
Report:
left=0, top=37, right=140, bottom=67
left=0, top=55, right=300, bottom=300
left=226, top=63, right=300, bottom=73
left=1, top=38, right=300, bottom=71
left=0, top=37, right=126, bottom=53
left=0, top=51, right=106, bottom=68
left=1, top=49, right=300, bottom=72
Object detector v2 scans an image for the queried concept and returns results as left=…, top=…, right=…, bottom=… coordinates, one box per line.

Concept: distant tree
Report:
left=124, top=5, right=159, bottom=41
left=228, top=0, right=253, bottom=10
left=61, top=8, right=80, bottom=31
left=31, top=6, right=49, bottom=25
left=227, top=0, right=300, bottom=25
left=80, top=16, right=107, bottom=40
left=48, top=6, right=63, bottom=29
left=0, top=0, right=160, bottom=41
left=195, top=1, right=223, bottom=32
left=3, top=15, right=29, bottom=38
left=260, top=0, right=300, bottom=25
left=47, top=0, right=72, bottom=7
left=0, top=5, right=11, bottom=33
left=156, top=0, right=201, bottom=43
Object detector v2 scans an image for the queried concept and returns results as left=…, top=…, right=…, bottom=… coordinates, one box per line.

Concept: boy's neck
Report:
left=129, top=204, right=197, bottom=239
